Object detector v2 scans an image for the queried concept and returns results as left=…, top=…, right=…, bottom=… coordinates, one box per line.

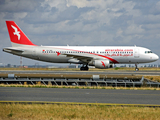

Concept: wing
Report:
left=61, top=52, right=118, bottom=64
left=63, top=53, right=103, bottom=63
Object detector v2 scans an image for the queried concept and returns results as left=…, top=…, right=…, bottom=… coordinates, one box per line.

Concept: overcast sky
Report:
left=0, top=0, right=160, bottom=66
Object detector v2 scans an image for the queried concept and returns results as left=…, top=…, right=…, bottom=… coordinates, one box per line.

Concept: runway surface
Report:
left=0, top=87, right=160, bottom=105
left=0, top=70, right=160, bottom=75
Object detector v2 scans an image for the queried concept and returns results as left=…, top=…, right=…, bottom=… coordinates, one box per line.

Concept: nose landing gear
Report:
left=135, top=64, right=139, bottom=71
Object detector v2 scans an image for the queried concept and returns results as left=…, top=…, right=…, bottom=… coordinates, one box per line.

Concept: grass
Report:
left=144, top=76, right=160, bottom=82
left=0, top=103, right=160, bottom=120
left=0, top=84, right=160, bottom=90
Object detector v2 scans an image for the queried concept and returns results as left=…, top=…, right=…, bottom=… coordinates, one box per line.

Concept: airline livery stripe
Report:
left=51, top=47, right=119, bottom=63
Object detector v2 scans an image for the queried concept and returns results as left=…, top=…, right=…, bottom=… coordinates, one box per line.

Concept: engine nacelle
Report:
left=93, top=60, right=112, bottom=69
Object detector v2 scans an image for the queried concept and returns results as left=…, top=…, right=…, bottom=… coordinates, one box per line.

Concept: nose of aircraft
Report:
left=153, top=54, right=159, bottom=61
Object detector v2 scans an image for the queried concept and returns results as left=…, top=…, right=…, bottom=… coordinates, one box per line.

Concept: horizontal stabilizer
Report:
left=3, top=47, right=24, bottom=53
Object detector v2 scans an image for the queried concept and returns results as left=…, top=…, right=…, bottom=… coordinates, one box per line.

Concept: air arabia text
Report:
left=105, top=49, right=133, bottom=57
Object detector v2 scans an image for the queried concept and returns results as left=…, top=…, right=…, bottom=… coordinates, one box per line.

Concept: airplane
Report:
left=3, top=21, right=159, bottom=71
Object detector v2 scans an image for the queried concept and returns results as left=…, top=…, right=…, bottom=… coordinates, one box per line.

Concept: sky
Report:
left=0, top=0, right=160, bottom=66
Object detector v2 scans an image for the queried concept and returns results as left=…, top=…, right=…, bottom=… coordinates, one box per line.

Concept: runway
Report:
left=0, top=87, right=160, bottom=105
left=0, top=70, right=160, bottom=75
left=0, top=70, right=160, bottom=105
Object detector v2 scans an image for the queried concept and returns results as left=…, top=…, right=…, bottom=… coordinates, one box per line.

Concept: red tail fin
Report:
left=6, top=21, right=36, bottom=46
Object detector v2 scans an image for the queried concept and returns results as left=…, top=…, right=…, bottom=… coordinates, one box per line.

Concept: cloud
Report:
left=0, top=0, right=40, bottom=12
left=0, top=0, right=160, bottom=65
left=125, top=23, right=145, bottom=35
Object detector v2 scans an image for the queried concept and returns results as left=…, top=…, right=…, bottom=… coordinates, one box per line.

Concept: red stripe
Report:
left=51, top=47, right=119, bottom=64
left=93, top=53, right=119, bottom=63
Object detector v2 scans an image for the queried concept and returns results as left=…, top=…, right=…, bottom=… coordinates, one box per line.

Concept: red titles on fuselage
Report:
left=105, top=49, right=133, bottom=57
left=105, top=49, right=133, bottom=52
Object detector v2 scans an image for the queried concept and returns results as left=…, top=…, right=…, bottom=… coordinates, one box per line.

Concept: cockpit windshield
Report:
left=145, top=51, right=152, bottom=54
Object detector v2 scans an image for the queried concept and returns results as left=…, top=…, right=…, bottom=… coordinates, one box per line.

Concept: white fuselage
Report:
left=4, top=45, right=159, bottom=65
left=4, top=21, right=159, bottom=70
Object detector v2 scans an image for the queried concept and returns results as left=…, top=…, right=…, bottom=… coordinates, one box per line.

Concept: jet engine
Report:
left=93, top=60, right=112, bottom=69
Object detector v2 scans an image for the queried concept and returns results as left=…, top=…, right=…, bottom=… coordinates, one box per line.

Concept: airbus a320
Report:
left=3, top=21, right=159, bottom=71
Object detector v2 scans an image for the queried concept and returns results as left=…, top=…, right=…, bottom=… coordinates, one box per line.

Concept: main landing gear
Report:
left=135, top=64, right=139, bottom=71
left=80, top=65, right=89, bottom=71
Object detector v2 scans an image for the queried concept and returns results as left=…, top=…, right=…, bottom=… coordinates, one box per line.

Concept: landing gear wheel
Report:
left=80, top=65, right=89, bottom=71
left=80, top=67, right=84, bottom=70
left=135, top=68, right=139, bottom=71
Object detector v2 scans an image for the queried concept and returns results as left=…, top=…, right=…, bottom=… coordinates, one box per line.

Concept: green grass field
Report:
left=0, top=103, right=160, bottom=120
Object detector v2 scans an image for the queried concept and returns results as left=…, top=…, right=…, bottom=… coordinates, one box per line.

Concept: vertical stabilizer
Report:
left=6, top=21, right=36, bottom=47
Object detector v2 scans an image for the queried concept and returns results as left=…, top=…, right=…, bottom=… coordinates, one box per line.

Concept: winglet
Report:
left=6, top=21, right=36, bottom=46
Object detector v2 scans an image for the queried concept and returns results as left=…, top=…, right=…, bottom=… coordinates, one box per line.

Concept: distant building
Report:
left=68, top=65, right=76, bottom=68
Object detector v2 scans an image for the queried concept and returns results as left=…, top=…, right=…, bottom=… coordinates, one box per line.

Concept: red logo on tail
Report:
left=101, top=61, right=105, bottom=67
left=11, top=25, right=20, bottom=40
left=6, top=21, right=36, bottom=46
